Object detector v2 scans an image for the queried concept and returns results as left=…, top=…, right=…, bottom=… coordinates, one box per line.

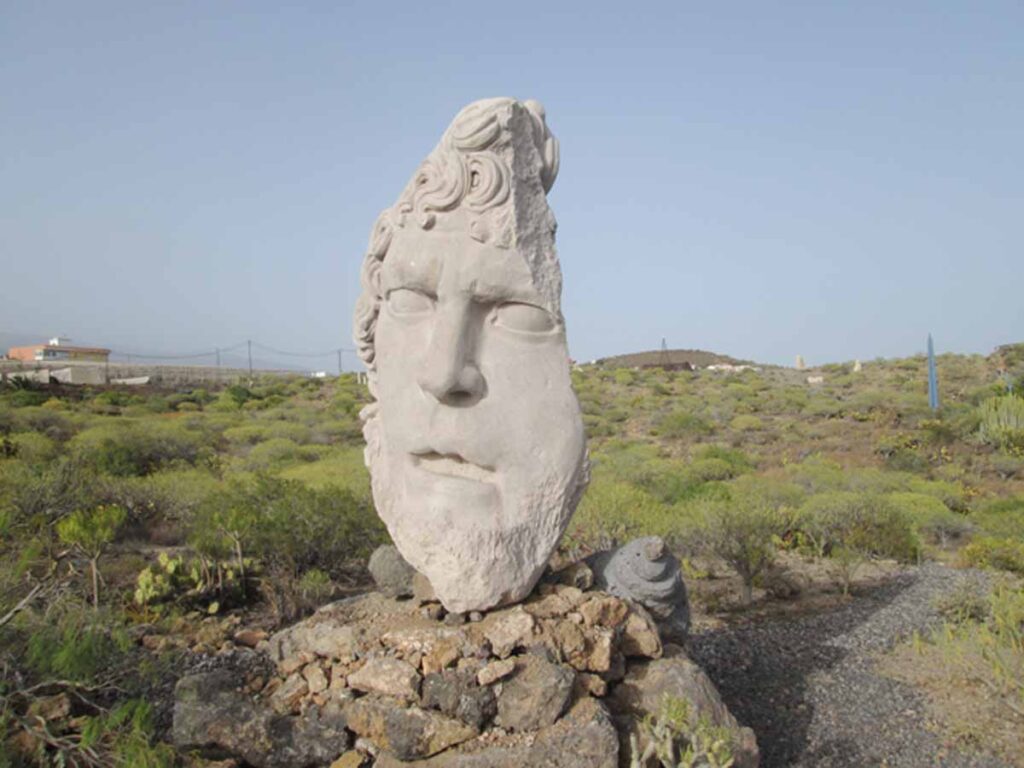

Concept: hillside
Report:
left=0, top=348, right=1022, bottom=765
left=596, top=347, right=752, bottom=369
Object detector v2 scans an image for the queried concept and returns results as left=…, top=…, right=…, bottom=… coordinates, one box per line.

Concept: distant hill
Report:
left=993, top=342, right=1024, bottom=372
left=594, top=348, right=753, bottom=369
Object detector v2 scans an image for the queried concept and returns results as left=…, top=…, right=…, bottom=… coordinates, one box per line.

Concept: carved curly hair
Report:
left=352, top=98, right=560, bottom=392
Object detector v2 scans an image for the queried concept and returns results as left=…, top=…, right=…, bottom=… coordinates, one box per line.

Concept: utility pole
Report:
left=337, top=349, right=343, bottom=376
left=247, top=340, right=253, bottom=380
left=215, top=347, right=221, bottom=383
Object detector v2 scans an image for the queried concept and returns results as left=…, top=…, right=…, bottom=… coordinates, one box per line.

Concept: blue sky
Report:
left=2, top=1, right=1021, bottom=369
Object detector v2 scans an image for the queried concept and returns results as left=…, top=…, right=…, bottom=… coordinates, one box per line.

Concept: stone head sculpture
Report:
left=353, top=98, right=588, bottom=613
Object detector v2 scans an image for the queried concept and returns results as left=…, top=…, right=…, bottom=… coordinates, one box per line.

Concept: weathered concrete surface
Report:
left=353, top=98, right=589, bottom=613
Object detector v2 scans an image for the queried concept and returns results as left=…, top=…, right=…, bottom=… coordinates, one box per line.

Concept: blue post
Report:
left=927, top=334, right=939, bottom=411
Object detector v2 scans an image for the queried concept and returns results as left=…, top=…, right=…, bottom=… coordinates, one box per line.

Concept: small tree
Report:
left=57, top=504, right=126, bottom=609
left=799, top=493, right=920, bottom=592
left=190, top=474, right=284, bottom=600
left=689, top=495, right=789, bottom=605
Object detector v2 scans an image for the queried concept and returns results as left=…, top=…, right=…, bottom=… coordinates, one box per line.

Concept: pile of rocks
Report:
left=173, top=547, right=757, bottom=767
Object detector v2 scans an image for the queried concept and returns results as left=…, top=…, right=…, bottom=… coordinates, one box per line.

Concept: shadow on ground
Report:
left=688, top=572, right=918, bottom=768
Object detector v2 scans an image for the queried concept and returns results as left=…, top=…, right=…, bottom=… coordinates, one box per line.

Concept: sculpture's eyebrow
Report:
left=381, top=248, right=440, bottom=294
left=462, top=255, right=548, bottom=307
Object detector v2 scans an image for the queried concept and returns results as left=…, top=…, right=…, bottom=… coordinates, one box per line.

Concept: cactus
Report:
left=629, top=695, right=735, bottom=768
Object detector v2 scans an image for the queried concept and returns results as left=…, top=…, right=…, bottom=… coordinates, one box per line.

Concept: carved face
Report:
left=366, top=220, right=586, bottom=612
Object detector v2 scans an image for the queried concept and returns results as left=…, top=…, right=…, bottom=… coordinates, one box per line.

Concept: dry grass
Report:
left=877, top=578, right=1024, bottom=766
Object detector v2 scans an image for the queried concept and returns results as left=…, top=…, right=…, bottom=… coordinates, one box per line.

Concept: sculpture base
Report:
left=173, top=584, right=758, bottom=767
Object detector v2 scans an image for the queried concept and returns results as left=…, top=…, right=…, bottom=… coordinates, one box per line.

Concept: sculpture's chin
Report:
left=368, top=453, right=576, bottom=612
left=389, top=514, right=565, bottom=613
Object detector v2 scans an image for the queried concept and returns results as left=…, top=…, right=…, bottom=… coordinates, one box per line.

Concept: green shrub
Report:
left=728, top=474, right=806, bottom=511
left=614, top=369, right=636, bottom=386
left=692, top=445, right=754, bottom=474
left=23, top=605, right=132, bottom=682
left=69, top=421, right=213, bottom=476
left=224, top=384, right=253, bottom=407
left=278, top=446, right=371, bottom=497
left=79, top=699, right=177, bottom=767
left=583, top=414, right=615, bottom=437
left=570, top=479, right=663, bottom=548
left=685, top=458, right=736, bottom=483
left=8, top=432, right=58, bottom=465
left=906, top=477, right=970, bottom=513
left=315, top=417, right=364, bottom=444
left=686, top=494, right=790, bottom=604
left=190, top=475, right=385, bottom=598
left=802, top=397, right=843, bottom=419
left=8, top=389, right=49, bottom=408
left=589, top=442, right=725, bottom=505
left=16, top=406, right=76, bottom=441
left=961, top=537, right=1024, bottom=575
left=297, top=568, right=334, bottom=606
left=244, top=437, right=320, bottom=469
left=2, top=457, right=101, bottom=535
left=656, top=410, right=714, bottom=439
left=57, top=504, right=127, bottom=608
left=264, top=420, right=313, bottom=444
left=223, top=423, right=271, bottom=445
left=971, top=496, right=1024, bottom=539
left=876, top=435, right=928, bottom=473
left=985, top=453, right=1024, bottom=480
left=331, top=391, right=361, bottom=417
left=798, top=492, right=920, bottom=562
left=729, top=414, right=763, bottom=432
left=141, top=468, right=222, bottom=522
left=785, top=455, right=845, bottom=494
left=886, top=491, right=971, bottom=546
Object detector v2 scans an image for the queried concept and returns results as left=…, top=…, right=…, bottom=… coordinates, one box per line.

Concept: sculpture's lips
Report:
left=410, top=451, right=494, bottom=484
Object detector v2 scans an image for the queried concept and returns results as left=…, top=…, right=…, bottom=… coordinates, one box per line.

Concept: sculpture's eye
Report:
left=387, top=288, right=434, bottom=316
left=493, top=302, right=556, bottom=333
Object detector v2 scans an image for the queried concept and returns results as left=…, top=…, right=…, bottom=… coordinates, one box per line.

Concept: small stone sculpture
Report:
left=352, top=98, right=588, bottom=613
left=587, top=536, right=690, bottom=641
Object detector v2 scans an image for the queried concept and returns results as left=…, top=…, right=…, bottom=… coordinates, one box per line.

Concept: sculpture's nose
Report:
left=417, top=299, right=485, bottom=404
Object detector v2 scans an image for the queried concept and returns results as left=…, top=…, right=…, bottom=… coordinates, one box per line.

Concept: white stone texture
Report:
left=352, top=98, right=588, bottom=612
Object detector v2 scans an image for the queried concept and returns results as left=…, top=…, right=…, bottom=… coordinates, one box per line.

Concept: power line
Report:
left=99, top=339, right=360, bottom=372
left=107, top=341, right=250, bottom=360
left=251, top=341, right=357, bottom=358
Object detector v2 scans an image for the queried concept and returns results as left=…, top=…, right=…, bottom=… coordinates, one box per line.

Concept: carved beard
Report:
left=362, top=412, right=587, bottom=613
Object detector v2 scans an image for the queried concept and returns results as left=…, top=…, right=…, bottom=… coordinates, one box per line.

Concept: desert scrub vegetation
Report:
left=0, top=373, right=383, bottom=764
left=881, top=578, right=1024, bottom=762
left=0, top=344, right=1021, bottom=762
left=567, top=347, right=1022, bottom=605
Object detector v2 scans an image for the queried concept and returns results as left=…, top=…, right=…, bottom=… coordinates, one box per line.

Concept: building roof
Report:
left=8, top=343, right=111, bottom=356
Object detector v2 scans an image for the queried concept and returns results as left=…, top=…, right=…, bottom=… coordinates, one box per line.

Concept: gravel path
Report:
left=688, top=563, right=1005, bottom=768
